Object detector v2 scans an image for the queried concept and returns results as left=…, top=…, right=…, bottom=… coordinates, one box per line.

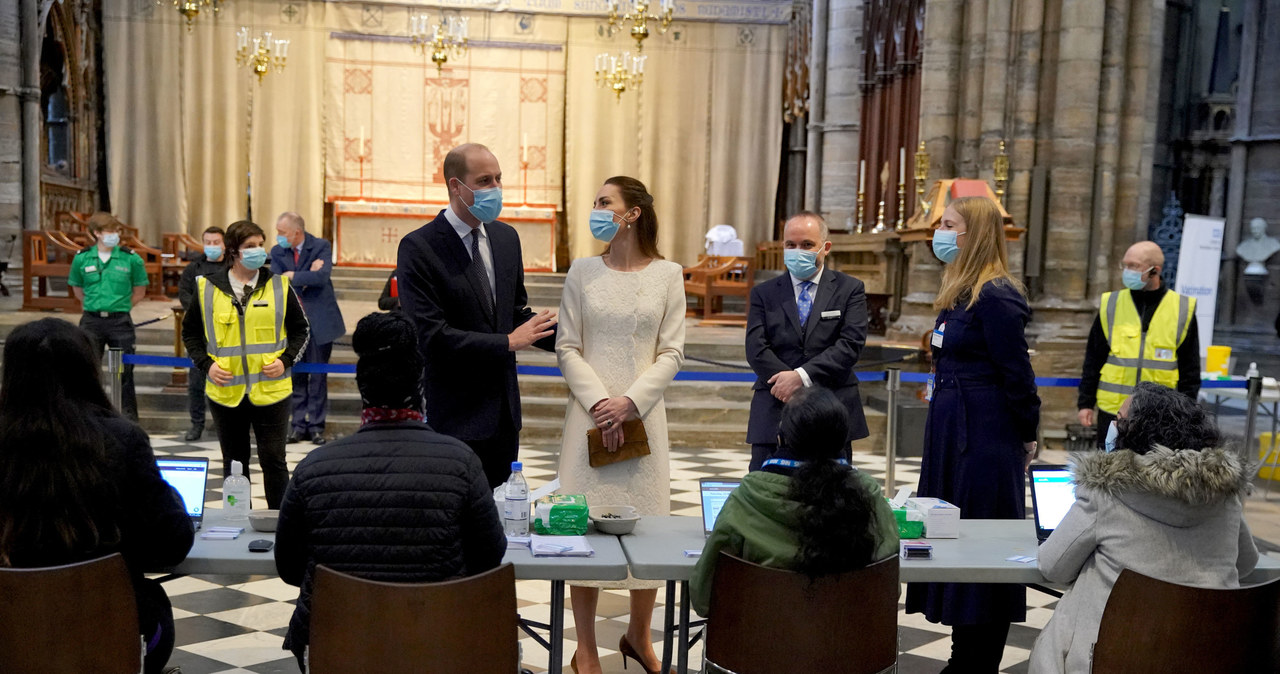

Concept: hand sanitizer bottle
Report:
left=223, top=460, right=250, bottom=521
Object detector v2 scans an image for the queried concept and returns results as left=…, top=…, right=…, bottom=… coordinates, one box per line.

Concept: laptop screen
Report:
left=1030, top=466, right=1076, bottom=538
left=699, top=478, right=741, bottom=536
left=157, top=458, right=209, bottom=519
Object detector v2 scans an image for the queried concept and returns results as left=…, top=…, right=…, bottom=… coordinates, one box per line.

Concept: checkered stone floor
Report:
left=151, top=435, right=1045, bottom=674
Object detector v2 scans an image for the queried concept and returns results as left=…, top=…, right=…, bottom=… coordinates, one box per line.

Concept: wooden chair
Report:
left=755, top=240, right=784, bottom=271
left=21, top=230, right=80, bottom=311
left=121, top=233, right=169, bottom=299
left=307, top=562, right=519, bottom=674
left=0, top=553, right=143, bottom=673
left=683, top=255, right=754, bottom=326
left=163, top=232, right=204, bottom=261
left=1091, top=568, right=1280, bottom=673
left=705, top=553, right=899, bottom=674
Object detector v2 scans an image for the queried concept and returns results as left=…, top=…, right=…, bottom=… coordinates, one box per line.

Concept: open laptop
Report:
left=699, top=478, right=741, bottom=538
left=157, top=457, right=210, bottom=531
left=1029, top=464, right=1076, bottom=543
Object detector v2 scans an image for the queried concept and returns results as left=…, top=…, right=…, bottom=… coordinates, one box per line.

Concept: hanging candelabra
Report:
left=914, top=140, right=931, bottom=217
left=236, top=28, right=289, bottom=83
left=993, top=139, right=1010, bottom=207
left=162, top=0, right=223, bottom=30
left=595, top=52, right=646, bottom=101
left=606, top=0, right=675, bottom=51
left=410, top=13, right=469, bottom=74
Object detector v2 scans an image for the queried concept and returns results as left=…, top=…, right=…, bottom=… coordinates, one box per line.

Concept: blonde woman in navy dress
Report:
left=905, top=196, right=1041, bottom=673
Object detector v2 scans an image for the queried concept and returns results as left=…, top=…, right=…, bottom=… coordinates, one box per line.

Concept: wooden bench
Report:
left=21, top=230, right=80, bottom=312
left=683, top=255, right=754, bottom=327
left=755, top=241, right=784, bottom=272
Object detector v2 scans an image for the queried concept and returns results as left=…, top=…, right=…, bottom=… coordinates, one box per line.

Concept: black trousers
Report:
left=1095, top=409, right=1117, bottom=450
left=208, top=396, right=291, bottom=509
left=80, top=312, right=138, bottom=420
left=749, top=442, right=853, bottom=472
left=466, top=397, right=520, bottom=491
left=941, top=622, right=1011, bottom=673
left=187, top=367, right=207, bottom=427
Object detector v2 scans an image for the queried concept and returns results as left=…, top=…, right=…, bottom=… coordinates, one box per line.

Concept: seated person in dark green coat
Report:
left=690, top=387, right=899, bottom=616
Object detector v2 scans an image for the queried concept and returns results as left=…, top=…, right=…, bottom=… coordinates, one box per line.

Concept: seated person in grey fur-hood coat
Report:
left=1028, top=382, right=1259, bottom=674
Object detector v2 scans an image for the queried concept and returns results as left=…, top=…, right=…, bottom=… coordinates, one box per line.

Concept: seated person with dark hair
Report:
left=274, top=311, right=506, bottom=668
left=1029, top=381, right=1259, bottom=674
left=690, top=387, right=898, bottom=616
left=0, top=318, right=193, bottom=674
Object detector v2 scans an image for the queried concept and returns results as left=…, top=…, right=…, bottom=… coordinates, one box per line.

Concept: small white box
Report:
left=905, top=497, right=960, bottom=539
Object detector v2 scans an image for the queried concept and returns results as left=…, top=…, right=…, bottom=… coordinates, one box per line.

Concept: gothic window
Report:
left=46, top=89, right=71, bottom=174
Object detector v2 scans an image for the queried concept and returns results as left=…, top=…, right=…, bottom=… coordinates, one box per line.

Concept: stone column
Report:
left=20, top=0, right=38, bottom=230
left=818, top=0, right=863, bottom=231
left=0, top=0, right=22, bottom=236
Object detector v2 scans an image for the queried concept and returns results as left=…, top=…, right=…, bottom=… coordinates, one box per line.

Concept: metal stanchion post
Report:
left=106, top=347, right=124, bottom=413
left=1245, top=375, right=1262, bottom=465
left=885, top=367, right=901, bottom=493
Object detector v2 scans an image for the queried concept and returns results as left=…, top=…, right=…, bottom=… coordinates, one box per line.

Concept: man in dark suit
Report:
left=271, top=211, right=346, bottom=446
left=397, top=143, right=557, bottom=489
left=745, top=211, right=869, bottom=471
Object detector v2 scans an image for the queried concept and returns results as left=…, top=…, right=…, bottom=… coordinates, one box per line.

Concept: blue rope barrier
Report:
left=119, top=353, right=1251, bottom=389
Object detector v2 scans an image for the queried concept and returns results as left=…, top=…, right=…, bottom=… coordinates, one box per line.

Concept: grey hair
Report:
left=276, top=211, right=305, bottom=232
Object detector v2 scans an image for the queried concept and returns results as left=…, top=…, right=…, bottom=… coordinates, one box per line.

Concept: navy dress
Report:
left=905, top=280, right=1040, bottom=626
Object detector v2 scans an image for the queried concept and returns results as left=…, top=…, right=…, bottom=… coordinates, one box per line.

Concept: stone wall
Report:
left=0, top=0, right=21, bottom=246
left=879, top=0, right=1168, bottom=433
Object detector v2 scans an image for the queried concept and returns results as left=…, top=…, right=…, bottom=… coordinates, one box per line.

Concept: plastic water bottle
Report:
left=223, top=460, right=251, bottom=521
left=503, top=461, right=529, bottom=537
left=1247, top=362, right=1260, bottom=380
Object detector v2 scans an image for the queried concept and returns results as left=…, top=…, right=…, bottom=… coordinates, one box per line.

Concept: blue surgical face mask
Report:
left=1104, top=420, right=1119, bottom=453
left=784, top=249, right=820, bottom=279
left=240, top=247, right=268, bottom=270
left=458, top=181, right=503, bottom=223
left=932, top=229, right=961, bottom=264
left=276, top=235, right=292, bottom=250
left=100, top=232, right=120, bottom=248
left=204, top=245, right=224, bottom=262
left=589, top=209, right=621, bottom=242
left=1122, top=268, right=1150, bottom=291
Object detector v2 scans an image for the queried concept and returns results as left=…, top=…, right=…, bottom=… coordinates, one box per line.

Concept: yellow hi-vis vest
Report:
left=197, top=274, right=292, bottom=407
left=1096, top=288, right=1195, bottom=414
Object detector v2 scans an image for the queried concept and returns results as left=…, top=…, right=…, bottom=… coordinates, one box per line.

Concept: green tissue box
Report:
left=894, top=508, right=924, bottom=539
left=531, top=494, right=589, bottom=535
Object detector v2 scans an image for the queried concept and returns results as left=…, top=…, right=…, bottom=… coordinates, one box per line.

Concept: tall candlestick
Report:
left=859, top=159, right=865, bottom=192
left=899, top=147, right=905, bottom=183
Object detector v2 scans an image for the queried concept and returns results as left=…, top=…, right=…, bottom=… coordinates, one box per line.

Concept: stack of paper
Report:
left=530, top=534, right=594, bottom=557
left=201, top=526, right=244, bottom=540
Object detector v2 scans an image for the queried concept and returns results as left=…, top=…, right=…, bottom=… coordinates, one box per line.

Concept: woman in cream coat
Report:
left=1029, top=383, right=1258, bottom=673
left=556, top=176, right=685, bottom=674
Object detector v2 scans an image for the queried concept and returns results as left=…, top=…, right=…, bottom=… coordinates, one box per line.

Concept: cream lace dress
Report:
left=556, top=256, right=686, bottom=589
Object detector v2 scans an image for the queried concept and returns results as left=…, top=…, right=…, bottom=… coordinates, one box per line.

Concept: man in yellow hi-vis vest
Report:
left=1078, top=241, right=1200, bottom=449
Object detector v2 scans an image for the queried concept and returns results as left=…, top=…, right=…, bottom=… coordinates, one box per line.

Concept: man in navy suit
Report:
left=397, top=143, right=557, bottom=489
left=271, top=212, right=346, bottom=446
left=745, top=211, right=869, bottom=470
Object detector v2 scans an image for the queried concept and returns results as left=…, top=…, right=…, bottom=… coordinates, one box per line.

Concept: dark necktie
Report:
left=469, top=229, right=495, bottom=319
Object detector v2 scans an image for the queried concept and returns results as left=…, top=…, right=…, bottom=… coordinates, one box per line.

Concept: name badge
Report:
left=1154, top=348, right=1174, bottom=360
left=820, top=310, right=841, bottom=320
left=931, top=323, right=945, bottom=348
left=84, top=265, right=97, bottom=273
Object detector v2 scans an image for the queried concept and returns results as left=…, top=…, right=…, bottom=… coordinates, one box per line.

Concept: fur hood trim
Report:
left=1070, top=446, right=1249, bottom=506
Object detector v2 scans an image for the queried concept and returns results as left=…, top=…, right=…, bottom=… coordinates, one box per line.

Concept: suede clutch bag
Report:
left=586, top=419, right=650, bottom=467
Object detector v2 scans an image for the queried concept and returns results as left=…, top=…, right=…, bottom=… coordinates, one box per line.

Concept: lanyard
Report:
left=762, top=458, right=851, bottom=469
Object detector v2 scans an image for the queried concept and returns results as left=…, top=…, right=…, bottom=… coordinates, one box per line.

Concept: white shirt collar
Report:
left=444, top=206, right=487, bottom=241
left=789, top=265, right=824, bottom=289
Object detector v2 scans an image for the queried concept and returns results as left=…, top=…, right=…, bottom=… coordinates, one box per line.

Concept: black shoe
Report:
left=286, top=430, right=309, bottom=444
left=312, top=434, right=327, bottom=446
left=183, top=425, right=204, bottom=442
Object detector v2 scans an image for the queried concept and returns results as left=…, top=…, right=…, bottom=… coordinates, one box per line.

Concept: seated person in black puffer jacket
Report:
left=274, top=311, right=506, bottom=668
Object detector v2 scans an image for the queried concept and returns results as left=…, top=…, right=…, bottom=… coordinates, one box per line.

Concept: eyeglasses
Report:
left=1117, top=263, right=1154, bottom=273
